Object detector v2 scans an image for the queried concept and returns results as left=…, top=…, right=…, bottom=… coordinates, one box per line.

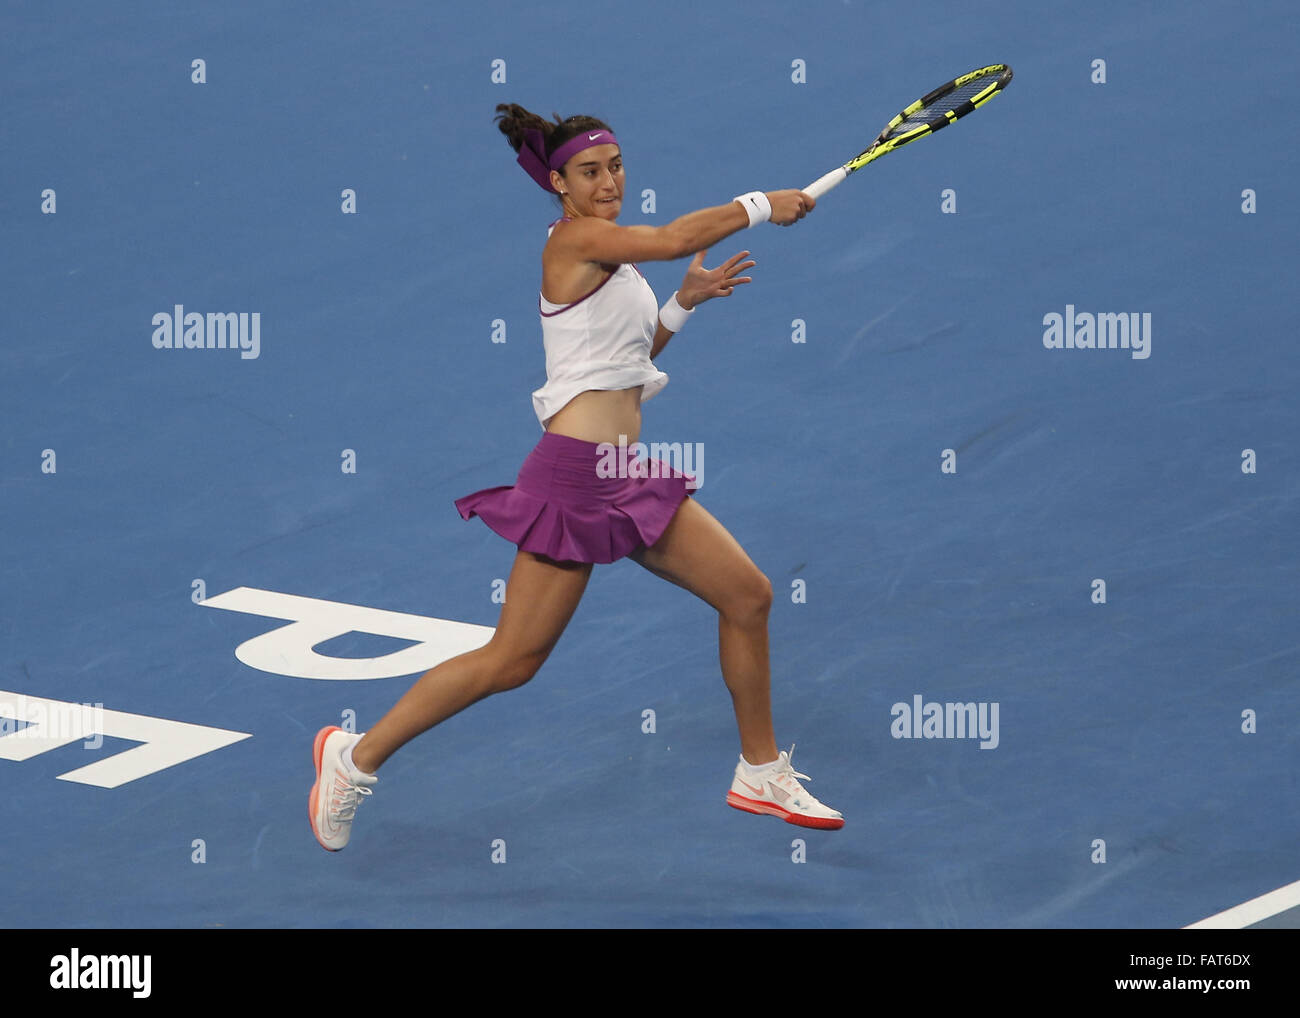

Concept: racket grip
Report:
left=804, top=167, right=847, bottom=200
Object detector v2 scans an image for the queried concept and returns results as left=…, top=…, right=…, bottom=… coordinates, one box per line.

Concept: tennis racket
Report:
left=804, top=64, right=1013, bottom=199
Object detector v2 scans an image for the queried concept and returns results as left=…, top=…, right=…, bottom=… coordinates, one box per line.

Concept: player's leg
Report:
left=628, top=497, right=777, bottom=765
left=351, top=550, right=593, bottom=773
left=628, top=498, right=843, bottom=829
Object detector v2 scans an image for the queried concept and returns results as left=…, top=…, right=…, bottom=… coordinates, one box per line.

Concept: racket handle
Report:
left=804, top=167, right=847, bottom=200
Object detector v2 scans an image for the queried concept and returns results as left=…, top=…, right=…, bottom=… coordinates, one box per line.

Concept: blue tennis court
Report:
left=2, top=0, right=1297, bottom=930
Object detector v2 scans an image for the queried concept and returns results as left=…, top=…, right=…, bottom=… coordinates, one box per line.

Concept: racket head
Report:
left=848, top=63, right=1013, bottom=172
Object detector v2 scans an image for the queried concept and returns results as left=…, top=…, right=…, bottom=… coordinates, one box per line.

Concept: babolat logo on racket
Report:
left=952, top=64, right=1008, bottom=88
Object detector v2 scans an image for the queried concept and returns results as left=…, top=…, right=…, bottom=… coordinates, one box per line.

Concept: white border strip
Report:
left=1184, top=878, right=1300, bottom=929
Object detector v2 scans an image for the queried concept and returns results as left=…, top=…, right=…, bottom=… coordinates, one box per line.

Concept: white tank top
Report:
left=531, top=222, right=669, bottom=428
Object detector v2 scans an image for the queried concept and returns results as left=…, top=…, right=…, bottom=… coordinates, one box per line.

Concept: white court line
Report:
left=1184, top=878, right=1300, bottom=929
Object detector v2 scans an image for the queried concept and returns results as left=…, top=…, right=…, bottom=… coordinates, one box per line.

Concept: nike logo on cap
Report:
left=588, top=133, right=603, bottom=140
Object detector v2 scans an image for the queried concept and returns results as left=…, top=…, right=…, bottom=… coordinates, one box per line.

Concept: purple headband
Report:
left=517, top=127, right=620, bottom=193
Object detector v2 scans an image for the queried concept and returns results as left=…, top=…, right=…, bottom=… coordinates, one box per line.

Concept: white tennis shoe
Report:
left=309, top=726, right=377, bottom=852
left=726, top=746, right=844, bottom=830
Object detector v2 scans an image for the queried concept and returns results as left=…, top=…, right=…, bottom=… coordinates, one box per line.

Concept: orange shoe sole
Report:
left=727, top=790, right=845, bottom=830
left=308, top=726, right=343, bottom=852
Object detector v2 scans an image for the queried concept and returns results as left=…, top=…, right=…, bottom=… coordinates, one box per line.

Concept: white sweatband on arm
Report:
left=659, top=291, right=694, bottom=333
left=732, top=191, right=771, bottom=228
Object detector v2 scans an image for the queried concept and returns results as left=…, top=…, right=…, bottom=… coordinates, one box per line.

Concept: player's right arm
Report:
left=549, top=190, right=813, bottom=265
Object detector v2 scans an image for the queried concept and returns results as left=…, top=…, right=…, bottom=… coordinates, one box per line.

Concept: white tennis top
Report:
left=531, top=222, right=669, bottom=429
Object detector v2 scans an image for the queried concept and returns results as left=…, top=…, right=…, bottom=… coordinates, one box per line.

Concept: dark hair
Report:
left=494, top=103, right=614, bottom=180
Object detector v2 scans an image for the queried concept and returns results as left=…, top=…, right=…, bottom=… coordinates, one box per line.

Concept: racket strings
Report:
left=885, top=74, right=1002, bottom=139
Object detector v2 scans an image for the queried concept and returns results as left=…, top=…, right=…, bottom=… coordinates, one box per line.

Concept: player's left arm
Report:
left=651, top=249, right=757, bottom=360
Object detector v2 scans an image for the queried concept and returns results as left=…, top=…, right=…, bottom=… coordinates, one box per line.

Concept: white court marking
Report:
left=1184, top=877, right=1300, bottom=928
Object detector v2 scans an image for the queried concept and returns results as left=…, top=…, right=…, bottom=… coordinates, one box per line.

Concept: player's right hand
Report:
left=766, top=189, right=815, bottom=225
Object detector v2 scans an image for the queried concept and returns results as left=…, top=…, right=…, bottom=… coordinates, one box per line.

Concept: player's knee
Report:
left=725, top=569, right=772, bottom=626
left=483, top=647, right=547, bottom=693
left=752, top=571, right=774, bottom=617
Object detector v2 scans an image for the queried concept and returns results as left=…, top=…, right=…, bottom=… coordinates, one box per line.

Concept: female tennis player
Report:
left=309, top=104, right=843, bottom=851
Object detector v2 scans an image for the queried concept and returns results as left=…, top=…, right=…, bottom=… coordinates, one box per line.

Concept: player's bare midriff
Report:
left=545, top=386, right=644, bottom=446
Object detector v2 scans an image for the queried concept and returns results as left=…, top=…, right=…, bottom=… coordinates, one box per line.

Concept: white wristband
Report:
left=659, top=291, right=694, bottom=333
left=732, top=191, right=771, bottom=228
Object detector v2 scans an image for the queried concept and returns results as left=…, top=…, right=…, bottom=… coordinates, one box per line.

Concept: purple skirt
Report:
left=454, top=432, right=695, bottom=564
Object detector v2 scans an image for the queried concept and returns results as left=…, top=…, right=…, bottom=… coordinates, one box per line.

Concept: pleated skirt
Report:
left=454, top=432, right=695, bottom=564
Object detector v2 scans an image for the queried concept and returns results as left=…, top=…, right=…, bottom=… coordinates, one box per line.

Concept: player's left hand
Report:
left=677, top=249, right=755, bottom=309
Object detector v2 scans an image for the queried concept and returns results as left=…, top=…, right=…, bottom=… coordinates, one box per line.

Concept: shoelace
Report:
left=773, top=744, right=812, bottom=784
left=771, top=745, right=824, bottom=808
left=330, top=771, right=373, bottom=821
